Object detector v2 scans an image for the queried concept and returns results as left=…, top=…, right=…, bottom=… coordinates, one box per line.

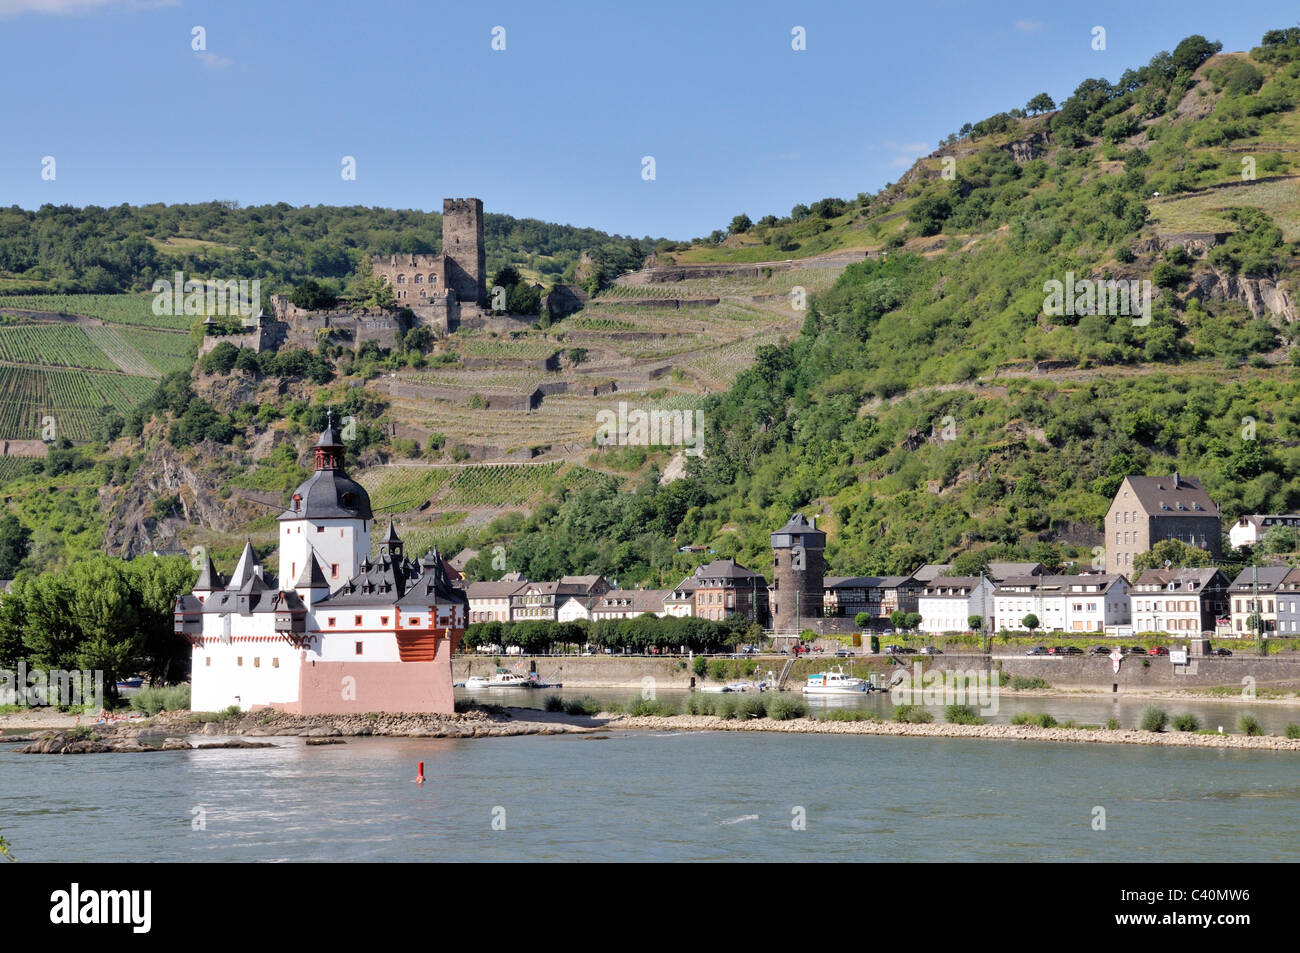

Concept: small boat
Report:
left=465, top=669, right=537, bottom=689
left=802, top=667, right=869, bottom=695
left=701, top=681, right=762, bottom=694
left=115, top=677, right=143, bottom=690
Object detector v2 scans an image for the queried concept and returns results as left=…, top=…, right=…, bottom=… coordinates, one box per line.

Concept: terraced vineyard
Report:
left=0, top=294, right=191, bottom=330
left=440, top=463, right=562, bottom=507
left=109, top=327, right=195, bottom=375
left=454, top=333, right=559, bottom=360
left=355, top=466, right=456, bottom=513
left=0, top=366, right=157, bottom=440
left=0, top=325, right=119, bottom=370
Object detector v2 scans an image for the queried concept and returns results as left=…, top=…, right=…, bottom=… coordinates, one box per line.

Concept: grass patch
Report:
left=817, top=709, right=879, bottom=722
left=765, top=696, right=809, bottom=721
left=563, top=697, right=601, bottom=716
left=944, top=704, right=982, bottom=725
left=1011, top=712, right=1058, bottom=728
left=1238, top=714, right=1264, bottom=737
left=543, top=695, right=565, bottom=712
left=1010, top=676, right=1050, bottom=691
left=892, top=704, right=934, bottom=724
left=1284, top=723, right=1300, bottom=740
left=1140, top=707, right=1169, bottom=732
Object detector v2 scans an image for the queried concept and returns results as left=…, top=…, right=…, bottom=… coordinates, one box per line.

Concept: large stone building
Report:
left=1104, top=474, right=1221, bottom=575
left=370, top=198, right=487, bottom=334
left=692, top=559, right=770, bottom=625
left=769, top=513, right=825, bottom=630
left=174, top=418, right=468, bottom=714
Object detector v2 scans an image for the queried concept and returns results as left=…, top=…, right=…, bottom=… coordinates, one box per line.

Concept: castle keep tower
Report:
left=443, top=197, right=486, bottom=306
left=770, top=513, right=825, bottom=631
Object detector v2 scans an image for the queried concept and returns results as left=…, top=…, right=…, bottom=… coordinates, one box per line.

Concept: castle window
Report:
left=355, top=615, right=362, bottom=626
left=414, top=274, right=424, bottom=283
left=205, top=657, right=210, bottom=667
left=381, top=616, right=389, bottom=626
left=237, top=657, right=243, bottom=666
left=272, top=658, right=279, bottom=668
left=254, top=657, right=260, bottom=668
left=397, top=274, right=406, bottom=284
left=318, top=525, right=325, bottom=533
left=355, top=642, right=363, bottom=656
left=410, top=617, right=420, bottom=626
left=332, top=563, right=339, bottom=578
left=328, top=617, right=336, bottom=627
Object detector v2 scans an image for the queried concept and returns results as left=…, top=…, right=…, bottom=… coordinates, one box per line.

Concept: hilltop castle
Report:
left=200, top=198, right=488, bottom=357
left=174, top=417, right=468, bottom=714
left=368, top=197, right=488, bottom=333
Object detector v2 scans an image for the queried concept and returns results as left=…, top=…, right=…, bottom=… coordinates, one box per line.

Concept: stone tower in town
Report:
left=770, top=513, right=825, bottom=631
left=443, top=197, right=486, bottom=306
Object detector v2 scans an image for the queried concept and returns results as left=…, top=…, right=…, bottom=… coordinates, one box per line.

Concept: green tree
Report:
left=0, top=515, right=31, bottom=578
left=968, top=615, right=984, bottom=633
left=1026, top=92, right=1056, bottom=115
left=889, top=609, right=907, bottom=630
left=729, top=214, right=753, bottom=235
left=903, top=611, right=922, bottom=631
left=1132, top=539, right=1215, bottom=573
left=854, top=611, right=872, bottom=629
left=1022, top=613, right=1040, bottom=635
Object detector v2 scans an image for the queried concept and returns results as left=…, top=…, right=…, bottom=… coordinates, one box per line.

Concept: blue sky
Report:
left=1, top=0, right=1296, bottom=238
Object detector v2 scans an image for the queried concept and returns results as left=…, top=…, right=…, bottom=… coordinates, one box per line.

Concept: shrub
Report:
left=766, top=696, right=809, bottom=721
left=714, top=696, right=739, bottom=720
left=1171, top=713, right=1201, bottom=732
left=945, top=704, right=982, bottom=725
left=818, top=709, right=878, bottom=722
left=563, top=697, right=601, bottom=716
left=543, top=695, right=565, bottom=712
left=1284, top=723, right=1300, bottom=740
left=130, top=684, right=191, bottom=715
left=893, top=704, right=934, bottom=724
left=692, top=656, right=707, bottom=677
left=1239, top=714, right=1264, bottom=737
left=1011, top=711, right=1057, bottom=727
left=1011, top=676, right=1050, bottom=690
left=684, top=695, right=718, bottom=716
left=1105, top=717, right=1120, bottom=730
left=736, top=696, right=768, bottom=720
left=706, top=660, right=728, bottom=681
left=1140, top=706, right=1169, bottom=732
left=628, top=699, right=677, bottom=717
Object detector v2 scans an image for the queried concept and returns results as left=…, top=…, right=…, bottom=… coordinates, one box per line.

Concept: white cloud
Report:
left=1014, top=19, right=1046, bottom=33
left=195, top=52, right=233, bottom=70
left=883, top=140, right=931, bottom=167
left=0, top=0, right=176, bottom=17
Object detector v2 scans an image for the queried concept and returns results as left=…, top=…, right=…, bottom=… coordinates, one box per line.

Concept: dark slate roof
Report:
left=1119, top=474, right=1219, bottom=517
left=909, top=564, right=952, bottom=583
left=319, top=546, right=466, bottom=608
left=397, top=551, right=468, bottom=609
left=1132, top=568, right=1227, bottom=591
left=294, top=553, right=331, bottom=590
left=226, top=541, right=258, bottom=590
left=987, top=562, right=1044, bottom=580
left=201, top=575, right=303, bottom=615
left=694, top=558, right=765, bottom=581
left=1228, top=566, right=1293, bottom=591
left=194, top=554, right=225, bottom=591
left=279, top=467, right=373, bottom=521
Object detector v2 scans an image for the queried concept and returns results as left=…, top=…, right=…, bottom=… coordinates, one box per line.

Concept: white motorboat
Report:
left=465, top=669, right=536, bottom=689
left=802, top=667, right=869, bottom=695
left=701, top=681, right=762, bottom=694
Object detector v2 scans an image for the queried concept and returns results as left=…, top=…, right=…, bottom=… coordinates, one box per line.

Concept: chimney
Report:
left=1173, top=472, right=1181, bottom=489
left=809, top=515, right=817, bottom=530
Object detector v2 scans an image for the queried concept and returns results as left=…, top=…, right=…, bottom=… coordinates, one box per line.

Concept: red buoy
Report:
left=415, top=761, right=425, bottom=785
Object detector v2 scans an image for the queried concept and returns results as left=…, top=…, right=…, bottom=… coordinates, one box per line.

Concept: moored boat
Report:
left=465, top=669, right=537, bottom=689
left=802, top=667, right=869, bottom=695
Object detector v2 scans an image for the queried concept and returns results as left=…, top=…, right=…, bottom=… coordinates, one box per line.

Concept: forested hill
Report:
left=470, top=28, right=1300, bottom=586
left=0, top=202, right=670, bottom=296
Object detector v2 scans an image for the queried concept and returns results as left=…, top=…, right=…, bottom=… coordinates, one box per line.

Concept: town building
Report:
left=663, top=577, right=698, bottom=617
left=1228, top=514, right=1300, bottom=550
left=823, top=575, right=918, bottom=621
left=1104, top=474, right=1221, bottom=575
left=769, top=513, right=825, bottom=630
left=590, top=589, right=671, bottom=620
left=918, top=576, right=994, bottom=634
left=993, top=574, right=1132, bottom=634
left=1272, top=568, right=1300, bottom=635
left=175, top=420, right=467, bottom=714
left=509, top=575, right=611, bottom=622
left=1227, top=566, right=1291, bottom=636
left=1129, top=568, right=1230, bottom=636
left=692, top=558, right=770, bottom=624
left=466, top=578, right=529, bottom=624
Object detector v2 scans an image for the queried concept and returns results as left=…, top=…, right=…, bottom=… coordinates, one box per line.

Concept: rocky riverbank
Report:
left=607, top=713, right=1300, bottom=750
left=7, top=706, right=605, bottom=752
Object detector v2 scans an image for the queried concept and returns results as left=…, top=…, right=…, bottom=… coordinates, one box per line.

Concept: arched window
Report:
left=396, top=274, right=406, bottom=284
left=413, top=274, right=424, bottom=283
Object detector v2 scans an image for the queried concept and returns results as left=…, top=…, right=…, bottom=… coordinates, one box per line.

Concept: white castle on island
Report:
left=173, top=416, right=468, bottom=714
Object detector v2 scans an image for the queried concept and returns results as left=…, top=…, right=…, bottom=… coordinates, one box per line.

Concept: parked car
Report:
left=921, top=646, right=942, bottom=655
left=1026, top=646, right=1048, bottom=656
left=1148, top=646, right=1169, bottom=656
left=1061, top=646, right=1083, bottom=656
left=881, top=628, right=895, bottom=636
left=834, top=649, right=851, bottom=658
left=1213, top=648, right=1233, bottom=657
left=1090, top=646, right=1112, bottom=655
left=1129, top=645, right=1147, bottom=655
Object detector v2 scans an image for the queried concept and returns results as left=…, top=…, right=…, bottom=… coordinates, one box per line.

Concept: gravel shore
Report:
left=606, top=713, right=1300, bottom=750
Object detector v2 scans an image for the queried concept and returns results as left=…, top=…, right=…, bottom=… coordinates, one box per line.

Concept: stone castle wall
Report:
left=443, top=198, right=485, bottom=306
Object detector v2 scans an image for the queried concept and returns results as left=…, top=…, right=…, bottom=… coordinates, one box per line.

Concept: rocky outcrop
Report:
left=1188, top=269, right=1296, bottom=323
left=1004, top=130, right=1049, bottom=164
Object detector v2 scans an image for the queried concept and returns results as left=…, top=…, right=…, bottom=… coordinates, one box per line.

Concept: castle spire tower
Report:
left=770, top=513, right=826, bottom=631
left=278, top=418, right=373, bottom=591
left=442, top=198, right=486, bottom=306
